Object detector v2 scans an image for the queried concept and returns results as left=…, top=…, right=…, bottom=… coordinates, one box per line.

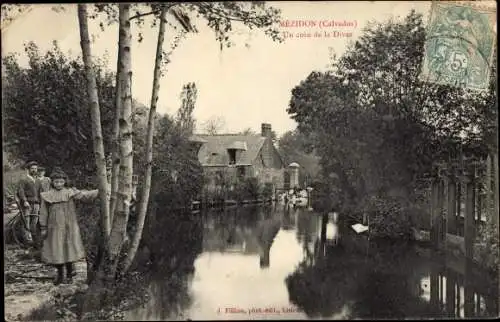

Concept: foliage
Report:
left=1, top=4, right=32, bottom=28
left=89, top=2, right=283, bottom=48
left=365, top=196, right=413, bottom=240
left=175, top=82, right=197, bottom=136
left=473, top=168, right=499, bottom=273
left=262, top=182, right=274, bottom=200
left=2, top=42, right=116, bottom=187
left=278, top=130, right=321, bottom=185
left=151, top=114, right=204, bottom=210
left=2, top=151, right=22, bottom=171
left=3, top=169, right=24, bottom=197
left=474, top=226, right=499, bottom=274
left=130, top=100, right=156, bottom=177
left=287, top=10, right=497, bottom=238
left=233, top=177, right=262, bottom=201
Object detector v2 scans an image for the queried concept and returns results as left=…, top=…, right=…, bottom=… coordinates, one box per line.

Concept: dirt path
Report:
left=4, top=244, right=88, bottom=321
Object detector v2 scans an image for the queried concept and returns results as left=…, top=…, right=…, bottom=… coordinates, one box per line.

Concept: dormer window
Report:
left=227, top=141, right=247, bottom=165
left=228, top=149, right=236, bottom=165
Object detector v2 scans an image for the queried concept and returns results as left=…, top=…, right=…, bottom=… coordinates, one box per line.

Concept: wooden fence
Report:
left=425, top=154, right=498, bottom=261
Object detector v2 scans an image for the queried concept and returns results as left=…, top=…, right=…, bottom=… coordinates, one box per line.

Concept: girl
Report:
left=39, top=169, right=98, bottom=285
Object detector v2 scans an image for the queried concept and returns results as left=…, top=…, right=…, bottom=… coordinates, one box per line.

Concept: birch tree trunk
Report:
left=110, top=19, right=124, bottom=226
left=122, top=6, right=168, bottom=273
left=77, top=3, right=111, bottom=240
left=109, top=3, right=134, bottom=260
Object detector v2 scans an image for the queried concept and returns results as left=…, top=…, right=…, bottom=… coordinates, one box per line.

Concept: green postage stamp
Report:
left=420, top=1, right=496, bottom=90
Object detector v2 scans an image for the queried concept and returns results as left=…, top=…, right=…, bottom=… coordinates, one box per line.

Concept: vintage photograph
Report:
left=2, top=1, right=498, bottom=320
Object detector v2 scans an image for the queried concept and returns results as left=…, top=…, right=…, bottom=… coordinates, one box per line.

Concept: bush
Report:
left=262, top=183, right=274, bottom=200
left=366, top=196, right=413, bottom=240
left=2, top=42, right=116, bottom=183
left=473, top=216, right=499, bottom=274
left=231, top=177, right=262, bottom=201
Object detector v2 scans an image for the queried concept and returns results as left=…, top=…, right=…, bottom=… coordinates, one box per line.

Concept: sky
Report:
left=1, top=1, right=443, bottom=136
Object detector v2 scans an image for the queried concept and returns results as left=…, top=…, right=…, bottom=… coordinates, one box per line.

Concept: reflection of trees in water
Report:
left=296, top=210, right=320, bottom=265
left=286, top=247, right=363, bottom=318
left=145, top=266, right=196, bottom=320
left=286, top=238, right=438, bottom=319
left=138, top=207, right=204, bottom=319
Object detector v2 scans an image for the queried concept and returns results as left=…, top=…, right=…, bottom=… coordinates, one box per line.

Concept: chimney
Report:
left=261, top=123, right=272, bottom=138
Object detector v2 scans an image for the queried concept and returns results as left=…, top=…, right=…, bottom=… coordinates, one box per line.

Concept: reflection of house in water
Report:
left=202, top=216, right=281, bottom=268
left=280, top=204, right=297, bottom=230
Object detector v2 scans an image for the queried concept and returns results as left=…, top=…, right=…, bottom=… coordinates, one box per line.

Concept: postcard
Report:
left=2, top=1, right=498, bottom=321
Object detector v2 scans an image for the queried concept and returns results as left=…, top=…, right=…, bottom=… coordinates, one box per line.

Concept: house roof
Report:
left=188, top=135, right=208, bottom=143
left=196, top=134, right=266, bottom=166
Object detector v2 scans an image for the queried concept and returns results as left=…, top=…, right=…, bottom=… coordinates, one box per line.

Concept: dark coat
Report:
left=17, top=175, right=40, bottom=205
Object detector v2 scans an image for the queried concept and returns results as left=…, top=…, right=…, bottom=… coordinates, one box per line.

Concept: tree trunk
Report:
left=109, top=3, right=134, bottom=261
left=122, top=6, right=168, bottom=273
left=493, top=153, right=499, bottom=233
left=78, top=4, right=113, bottom=314
left=77, top=3, right=110, bottom=240
left=109, top=13, right=124, bottom=226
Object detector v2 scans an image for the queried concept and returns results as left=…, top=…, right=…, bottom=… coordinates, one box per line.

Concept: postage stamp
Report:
left=420, top=1, right=497, bottom=90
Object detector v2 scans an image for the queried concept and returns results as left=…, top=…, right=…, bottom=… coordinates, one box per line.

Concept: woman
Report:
left=39, top=169, right=98, bottom=285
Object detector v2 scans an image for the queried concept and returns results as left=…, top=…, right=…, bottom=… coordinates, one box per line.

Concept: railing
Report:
left=421, top=154, right=498, bottom=261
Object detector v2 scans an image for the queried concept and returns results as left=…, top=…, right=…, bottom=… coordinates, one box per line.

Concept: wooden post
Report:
left=430, top=264, right=440, bottom=311
left=463, top=260, right=475, bottom=317
left=485, top=154, right=492, bottom=212
left=496, top=153, right=500, bottom=314
left=431, top=176, right=444, bottom=249
left=431, top=178, right=440, bottom=248
left=447, top=172, right=457, bottom=236
left=445, top=267, right=456, bottom=317
left=438, top=179, right=445, bottom=246
left=456, top=179, right=462, bottom=233
left=463, top=168, right=475, bottom=260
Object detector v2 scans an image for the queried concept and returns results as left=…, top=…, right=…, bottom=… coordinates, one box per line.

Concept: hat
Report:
left=38, top=166, right=46, bottom=171
left=25, top=161, right=38, bottom=169
left=50, top=169, right=68, bottom=180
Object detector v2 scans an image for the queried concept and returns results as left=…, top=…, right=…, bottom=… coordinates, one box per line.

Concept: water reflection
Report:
left=126, top=206, right=498, bottom=320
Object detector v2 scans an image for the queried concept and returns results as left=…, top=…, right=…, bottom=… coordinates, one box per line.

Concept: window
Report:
left=228, top=149, right=236, bottom=165
left=237, top=166, right=246, bottom=178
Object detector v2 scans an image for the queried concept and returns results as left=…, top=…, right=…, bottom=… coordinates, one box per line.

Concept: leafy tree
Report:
left=152, top=114, right=204, bottom=210
left=76, top=2, right=283, bottom=305
left=287, top=10, right=497, bottom=234
left=2, top=41, right=115, bottom=186
left=175, top=82, right=197, bottom=136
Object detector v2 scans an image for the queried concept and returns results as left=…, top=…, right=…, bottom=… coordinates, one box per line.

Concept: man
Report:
left=37, top=166, right=51, bottom=193
left=17, top=161, right=41, bottom=243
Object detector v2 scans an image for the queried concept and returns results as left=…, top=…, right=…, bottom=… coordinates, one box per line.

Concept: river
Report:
left=125, top=204, right=498, bottom=320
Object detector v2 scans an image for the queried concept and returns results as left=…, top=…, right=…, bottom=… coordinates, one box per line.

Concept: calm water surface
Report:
left=125, top=204, right=498, bottom=320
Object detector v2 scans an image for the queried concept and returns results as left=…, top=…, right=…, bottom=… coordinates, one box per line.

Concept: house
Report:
left=192, top=123, right=286, bottom=193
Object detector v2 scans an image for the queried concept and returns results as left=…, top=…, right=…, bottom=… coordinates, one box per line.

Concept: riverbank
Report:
left=4, top=245, right=88, bottom=321
left=5, top=243, right=153, bottom=321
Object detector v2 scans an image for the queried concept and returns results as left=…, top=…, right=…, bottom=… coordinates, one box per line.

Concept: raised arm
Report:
left=71, top=188, right=99, bottom=202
